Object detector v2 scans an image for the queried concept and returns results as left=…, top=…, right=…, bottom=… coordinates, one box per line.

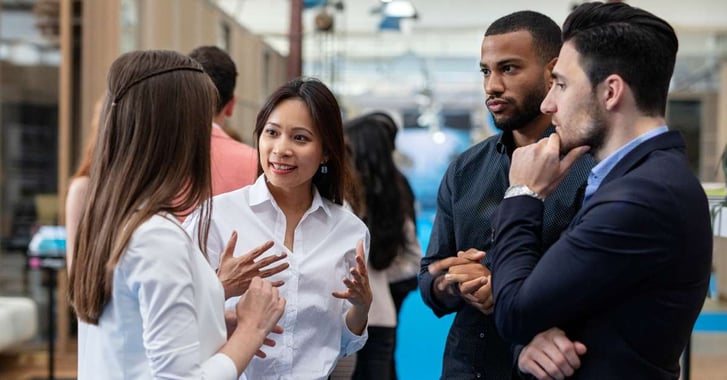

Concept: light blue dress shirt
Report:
left=583, top=126, right=669, bottom=205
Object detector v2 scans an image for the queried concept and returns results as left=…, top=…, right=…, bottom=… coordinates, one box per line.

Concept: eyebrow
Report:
left=479, top=58, right=524, bottom=69
left=264, top=121, right=313, bottom=134
left=551, top=71, right=564, bottom=81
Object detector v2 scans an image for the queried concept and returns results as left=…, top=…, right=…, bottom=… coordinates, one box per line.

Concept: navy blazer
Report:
left=490, top=131, right=712, bottom=379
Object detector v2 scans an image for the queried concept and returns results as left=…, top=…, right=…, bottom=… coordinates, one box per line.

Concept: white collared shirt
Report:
left=78, top=213, right=237, bottom=380
left=185, top=176, right=370, bottom=380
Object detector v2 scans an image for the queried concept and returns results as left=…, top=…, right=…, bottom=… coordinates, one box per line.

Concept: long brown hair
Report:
left=69, top=50, right=217, bottom=324
left=254, top=78, right=350, bottom=204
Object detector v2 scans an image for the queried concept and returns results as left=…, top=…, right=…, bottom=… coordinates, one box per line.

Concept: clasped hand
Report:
left=429, top=248, right=493, bottom=315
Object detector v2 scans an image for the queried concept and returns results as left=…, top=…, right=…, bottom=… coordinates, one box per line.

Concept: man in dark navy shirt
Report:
left=418, top=11, right=594, bottom=380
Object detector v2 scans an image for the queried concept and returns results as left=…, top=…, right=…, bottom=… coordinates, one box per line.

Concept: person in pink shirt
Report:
left=190, top=46, right=258, bottom=196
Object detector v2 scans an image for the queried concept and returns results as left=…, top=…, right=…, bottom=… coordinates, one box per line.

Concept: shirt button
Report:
left=476, top=373, right=482, bottom=378
left=479, top=332, right=485, bottom=338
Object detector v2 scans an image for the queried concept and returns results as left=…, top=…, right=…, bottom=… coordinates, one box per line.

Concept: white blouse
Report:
left=185, top=176, right=370, bottom=380
left=77, top=213, right=237, bottom=380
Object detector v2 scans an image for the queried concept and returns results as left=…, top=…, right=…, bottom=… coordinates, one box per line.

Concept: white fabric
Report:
left=77, top=213, right=237, bottom=380
left=0, top=297, right=37, bottom=351
left=185, top=175, right=370, bottom=380
left=368, top=218, right=422, bottom=327
left=385, top=218, right=423, bottom=283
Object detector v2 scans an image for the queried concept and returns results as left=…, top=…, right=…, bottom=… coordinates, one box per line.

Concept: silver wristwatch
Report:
left=504, top=185, right=544, bottom=202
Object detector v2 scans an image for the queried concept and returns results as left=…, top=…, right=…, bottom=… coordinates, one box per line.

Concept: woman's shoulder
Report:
left=128, top=214, right=192, bottom=255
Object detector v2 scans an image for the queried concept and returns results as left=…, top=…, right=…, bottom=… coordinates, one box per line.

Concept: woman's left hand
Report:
left=333, top=240, right=371, bottom=335
left=332, top=240, right=372, bottom=309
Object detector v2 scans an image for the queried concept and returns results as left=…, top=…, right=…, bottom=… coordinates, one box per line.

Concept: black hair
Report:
left=485, top=10, right=562, bottom=64
left=189, top=46, right=238, bottom=114
left=563, top=2, right=678, bottom=116
left=345, top=112, right=415, bottom=270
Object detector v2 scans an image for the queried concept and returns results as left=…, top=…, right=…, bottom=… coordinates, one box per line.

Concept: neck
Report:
left=212, top=114, right=226, bottom=127
left=595, top=114, right=665, bottom=162
left=512, top=114, right=552, bottom=148
left=267, top=182, right=314, bottom=217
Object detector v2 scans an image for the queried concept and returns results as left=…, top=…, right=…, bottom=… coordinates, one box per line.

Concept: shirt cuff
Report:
left=202, top=353, right=239, bottom=380
left=340, top=312, right=368, bottom=356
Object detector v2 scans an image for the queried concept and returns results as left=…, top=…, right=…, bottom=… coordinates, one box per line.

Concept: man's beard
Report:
left=492, top=83, right=547, bottom=132
left=575, top=100, right=608, bottom=156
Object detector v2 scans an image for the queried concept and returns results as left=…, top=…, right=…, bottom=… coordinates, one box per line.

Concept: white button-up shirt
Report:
left=77, top=213, right=237, bottom=380
left=185, top=176, right=370, bottom=380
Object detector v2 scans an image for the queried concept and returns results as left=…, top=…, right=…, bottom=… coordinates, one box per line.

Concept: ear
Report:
left=602, top=74, right=625, bottom=111
left=222, top=95, right=236, bottom=118
left=545, top=57, right=558, bottom=89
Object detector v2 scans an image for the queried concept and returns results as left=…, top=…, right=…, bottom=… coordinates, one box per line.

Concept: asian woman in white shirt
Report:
left=186, top=78, right=373, bottom=380
left=68, top=50, right=285, bottom=380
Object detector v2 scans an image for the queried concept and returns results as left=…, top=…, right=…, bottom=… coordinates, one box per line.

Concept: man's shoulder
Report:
left=453, top=133, right=499, bottom=160
left=449, top=134, right=502, bottom=173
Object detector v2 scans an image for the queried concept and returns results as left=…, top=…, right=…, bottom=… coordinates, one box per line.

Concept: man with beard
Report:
left=489, top=2, right=712, bottom=379
left=418, top=11, right=594, bottom=380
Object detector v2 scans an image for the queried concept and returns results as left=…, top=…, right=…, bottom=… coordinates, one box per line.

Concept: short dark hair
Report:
left=189, top=45, right=237, bottom=114
left=563, top=2, right=678, bottom=116
left=485, top=10, right=562, bottom=64
left=254, top=78, right=349, bottom=205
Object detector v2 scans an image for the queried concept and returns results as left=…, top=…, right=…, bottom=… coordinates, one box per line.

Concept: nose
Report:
left=272, top=137, right=292, bottom=157
left=540, top=87, right=557, bottom=115
left=484, top=72, right=504, bottom=97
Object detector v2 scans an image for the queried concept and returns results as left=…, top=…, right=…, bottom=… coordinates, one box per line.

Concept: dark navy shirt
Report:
left=419, top=127, right=595, bottom=380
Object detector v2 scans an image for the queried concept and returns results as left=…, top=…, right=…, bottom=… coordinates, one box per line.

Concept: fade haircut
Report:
left=563, top=2, right=678, bottom=116
left=189, top=45, right=237, bottom=114
left=485, top=10, right=562, bottom=64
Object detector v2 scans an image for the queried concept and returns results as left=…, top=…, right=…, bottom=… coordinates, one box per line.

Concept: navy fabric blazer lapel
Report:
left=600, top=130, right=686, bottom=187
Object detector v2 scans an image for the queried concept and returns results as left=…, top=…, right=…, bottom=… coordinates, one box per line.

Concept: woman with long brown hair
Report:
left=69, top=50, right=284, bottom=379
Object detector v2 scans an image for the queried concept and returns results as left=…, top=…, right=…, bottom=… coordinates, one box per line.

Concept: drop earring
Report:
left=320, top=163, right=328, bottom=174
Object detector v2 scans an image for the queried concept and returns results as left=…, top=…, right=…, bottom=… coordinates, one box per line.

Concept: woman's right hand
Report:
left=217, top=231, right=290, bottom=299
left=220, top=277, right=285, bottom=375
left=234, top=277, right=286, bottom=342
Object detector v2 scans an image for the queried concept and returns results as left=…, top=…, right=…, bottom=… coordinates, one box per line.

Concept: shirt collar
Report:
left=583, top=126, right=669, bottom=205
left=248, top=175, right=332, bottom=219
left=589, top=126, right=669, bottom=183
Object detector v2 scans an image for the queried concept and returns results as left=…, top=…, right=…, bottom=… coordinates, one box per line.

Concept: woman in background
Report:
left=69, top=50, right=284, bottom=379
left=64, top=97, right=103, bottom=272
left=344, top=112, right=422, bottom=380
left=186, top=77, right=372, bottom=380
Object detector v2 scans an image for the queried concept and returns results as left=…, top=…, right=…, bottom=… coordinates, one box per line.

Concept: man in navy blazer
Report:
left=489, top=2, right=713, bottom=379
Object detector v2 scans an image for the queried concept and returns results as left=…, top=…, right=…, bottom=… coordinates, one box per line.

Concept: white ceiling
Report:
left=213, top=0, right=727, bottom=116
left=216, top=0, right=727, bottom=58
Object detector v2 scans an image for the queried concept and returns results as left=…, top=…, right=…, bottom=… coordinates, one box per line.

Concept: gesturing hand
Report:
left=333, top=240, right=372, bottom=336
left=217, top=231, right=290, bottom=299
left=332, top=240, right=372, bottom=309
left=234, top=277, right=286, bottom=342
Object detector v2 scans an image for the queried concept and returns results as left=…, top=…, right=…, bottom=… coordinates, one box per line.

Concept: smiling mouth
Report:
left=271, top=163, right=295, bottom=170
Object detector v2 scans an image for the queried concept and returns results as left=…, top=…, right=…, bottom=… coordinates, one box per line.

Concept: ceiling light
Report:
left=383, top=0, right=417, bottom=19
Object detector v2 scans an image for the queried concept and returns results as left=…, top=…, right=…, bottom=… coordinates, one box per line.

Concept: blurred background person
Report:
left=189, top=45, right=258, bottom=197
left=345, top=112, right=422, bottom=380
left=64, top=97, right=104, bottom=272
